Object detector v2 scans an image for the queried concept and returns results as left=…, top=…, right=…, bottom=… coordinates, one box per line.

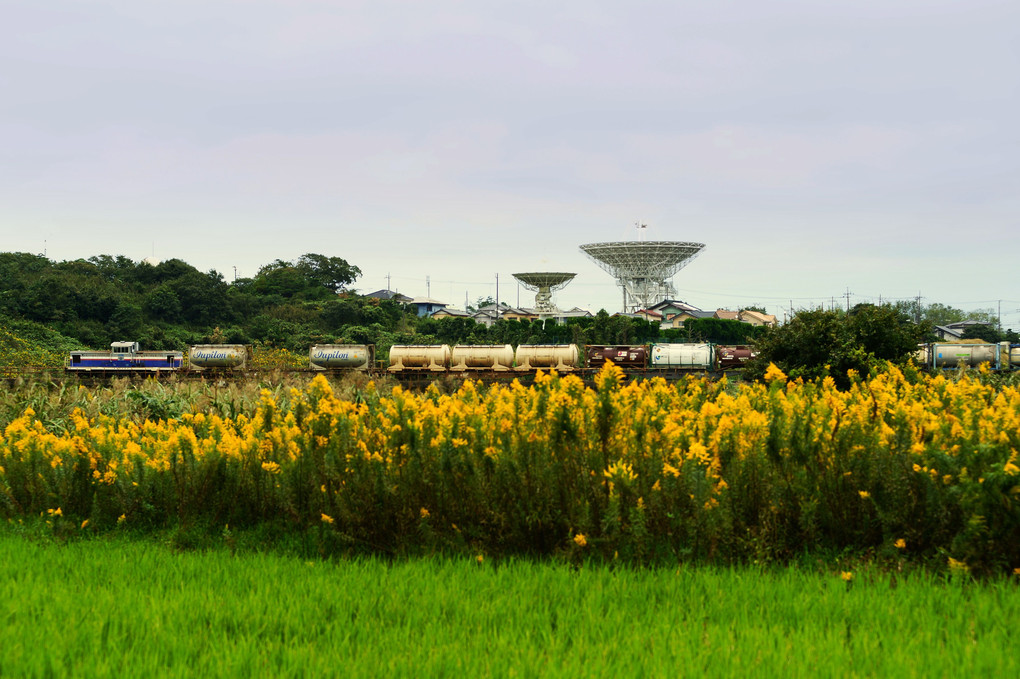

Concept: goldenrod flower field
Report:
left=2, top=364, right=1019, bottom=572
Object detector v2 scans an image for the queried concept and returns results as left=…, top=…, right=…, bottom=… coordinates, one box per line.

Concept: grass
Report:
left=1, top=530, right=1017, bottom=678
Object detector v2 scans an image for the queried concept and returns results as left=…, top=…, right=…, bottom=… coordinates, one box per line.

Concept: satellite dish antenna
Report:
left=580, top=230, right=704, bottom=313
left=512, top=272, right=576, bottom=316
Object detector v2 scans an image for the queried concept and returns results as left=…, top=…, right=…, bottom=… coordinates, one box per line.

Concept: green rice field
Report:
left=1, top=532, right=1016, bottom=678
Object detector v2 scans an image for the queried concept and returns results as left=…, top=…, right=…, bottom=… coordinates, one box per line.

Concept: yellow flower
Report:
left=47, top=507, right=62, bottom=517
left=947, top=557, right=969, bottom=573
left=573, top=533, right=587, bottom=548
left=261, top=461, right=281, bottom=474
left=858, top=490, right=870, bottom=499
left=840, top=571, right=853, bottom=582
left=764, top=363, right=787, bottom=383
left=117, top=514, right=126, bottom=524
left=420, top=507, right=430, bottom=519
left=81, top=519, right=90, bottom=529
left=894, top=538, right=906, bottom=549
left=476, top=554, right=484, bottom=564
left=604, top=460, right=636, bottom=483
left=321, top=513, right=334, bottom=525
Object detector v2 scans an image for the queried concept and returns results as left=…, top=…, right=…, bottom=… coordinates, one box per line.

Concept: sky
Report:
left=2, top=0, right=1019, bottom=327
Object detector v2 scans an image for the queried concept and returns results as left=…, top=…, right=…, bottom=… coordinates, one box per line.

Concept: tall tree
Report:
left=745, top=304, right=928, bottom=388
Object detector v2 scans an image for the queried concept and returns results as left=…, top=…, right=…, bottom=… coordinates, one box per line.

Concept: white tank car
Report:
left=650, top=343, right=715, bottom=370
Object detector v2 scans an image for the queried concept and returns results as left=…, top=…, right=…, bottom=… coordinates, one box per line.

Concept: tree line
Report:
left=0, top=252, right=762, bottom=356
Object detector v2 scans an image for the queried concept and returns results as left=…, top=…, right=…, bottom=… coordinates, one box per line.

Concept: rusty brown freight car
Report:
left=585, top=345, right=649, bottom=370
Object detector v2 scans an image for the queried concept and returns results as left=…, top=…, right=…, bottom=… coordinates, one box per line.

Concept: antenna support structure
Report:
left=511, top=272, right=576, bottom=316
left=579, top=239, right=704, bottom=313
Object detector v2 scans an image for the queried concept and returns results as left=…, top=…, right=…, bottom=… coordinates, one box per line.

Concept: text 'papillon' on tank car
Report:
left=308, top=344, right=375, bottom=371
left=187, top=344, right=254, bottom=371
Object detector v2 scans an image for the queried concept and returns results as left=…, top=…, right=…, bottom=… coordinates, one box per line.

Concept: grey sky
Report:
left=3, top=1, right=1018, bottom=326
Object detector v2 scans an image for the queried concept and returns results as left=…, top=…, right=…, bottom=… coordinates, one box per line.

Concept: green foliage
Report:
left=961, top=324, right=1003, bottom=343
left=673, top=317, right=766, bottom=344
left=893, top=300, right=999, bottom=327
left=745, top=304, right=928, bottom=387
left=0, top=320, right=79, bottom=372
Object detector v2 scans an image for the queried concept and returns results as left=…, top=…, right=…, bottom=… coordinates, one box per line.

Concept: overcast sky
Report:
left=2, top=0, right=1018, bottom=326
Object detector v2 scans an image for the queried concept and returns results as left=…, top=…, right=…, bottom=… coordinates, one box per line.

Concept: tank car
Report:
left=450, top=344, right=514, bottom=371
left=188, top=344, right=253, bottom=371
left=715, top=345, right=757, bottom=370
left=585, top=345, right=649, bottom=370
left=650, top=343, right=715, bottom=371
left=388, top=345, right=452, bottom=371
left=514, top=344, right=580, bottom=372
left=66, top=341, right=183, bottom=373
left=914, top=342, right=1011, bottom=370
left=309, top=344, right=375, bottom=371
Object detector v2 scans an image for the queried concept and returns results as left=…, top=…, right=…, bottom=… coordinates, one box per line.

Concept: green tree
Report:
left=745, top=304, right=928, bottom=388
left=295, top=254, right=361, bottom=293
left=143, top=285, right=183, bottom=322
left=961, top=324, right=1001, bottom=343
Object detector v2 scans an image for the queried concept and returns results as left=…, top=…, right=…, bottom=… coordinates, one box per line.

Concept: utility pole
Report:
left=495, top=274, right=500, bottom=322
left=426, top=276, right=430, bottom=298
left=843, top=287, right=853, bottom=312
left=386, top=272, right=391, bottom=291
left=915, top=292, right=923, bottom=324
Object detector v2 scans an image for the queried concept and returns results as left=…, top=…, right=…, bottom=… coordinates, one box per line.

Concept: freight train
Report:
left=63, top=340, right=1020, bottom=379
left=63, top=341, right=755, bottom=377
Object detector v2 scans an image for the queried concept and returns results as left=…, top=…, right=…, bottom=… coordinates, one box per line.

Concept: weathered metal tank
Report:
left=450, top=344, right=514, bottom=371
left=309, top=344, right=375, bottom=371
left=514, top=344, right=579, bottom=372
left=650, top=343, right=714, bottom=370
left=585, top=345, right=648, bottom=370
left=188, top=344, right=253, bottom=370
left=388, top=345, right=451, bottom=371
left=715, top=345, right=756, bottom=370
left=925, top=343, right=997, bottom=369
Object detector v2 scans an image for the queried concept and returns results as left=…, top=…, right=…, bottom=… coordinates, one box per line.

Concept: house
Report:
left=365, top=289, right=413, bottom=302
left=429, top=308, right=472, bottom=320
left=470, top=303, right=530, bottom=326
left=409, top=297, right=448, bottom=317
left=661, top=310, right=714, bottom=329
left=933, top=320, right=990, bottom=341
left=738, top=310, right=778, bottom=327
left=714, top=309, right=740, bottom=321
left=544, top=307, right=594, bottom=323
left=648, top=299, right=703, bottom=318
left=634, top=309, right=664, bottom=323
